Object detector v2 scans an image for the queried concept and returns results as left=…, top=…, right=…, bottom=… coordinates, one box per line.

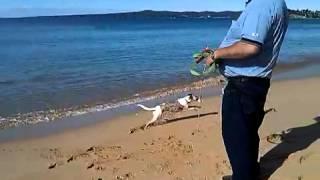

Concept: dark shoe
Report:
left=222, top=175, right=232, bottom=180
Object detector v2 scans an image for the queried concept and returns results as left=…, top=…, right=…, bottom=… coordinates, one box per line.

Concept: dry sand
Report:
left=0, top=77, right=319, bottom=180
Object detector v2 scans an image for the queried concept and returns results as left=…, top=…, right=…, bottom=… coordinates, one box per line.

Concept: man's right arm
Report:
left=202, top=40, right=261, bottom=66
left=214, top=40, right=262, bottom=60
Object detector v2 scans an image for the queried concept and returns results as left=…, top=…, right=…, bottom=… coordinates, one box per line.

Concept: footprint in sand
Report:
left=67, top=155, right=74, bottom=163
left=146, top=135, right=194, bottom=155
left=48, top=160, right=65, bottom=169
left=215, top=162, right=226, bottom=176
left=87, top=162, right=95, bottom=169
left=42, top=148, right=64, bottom=159
left=95, top=165, right=106, bottom=171
left=167, top=170, right=175, bottom=176
left=65, top=151, right=90, bottom=164
left=48, top=163, right=57, bottom=169
left=41, top=148, right=66, bottom=169
left=86, top=146, right=105, bottom=153
left=115, top=172, right=134, bottom=180
left=298, top=152, right=316, bottom=165
left=112, top=167, right=120, bottom=174
left=44, top=145, right=124, bottom=171
left=191, top=128, right=203, bottom=136
left=174, top=177, right=184, bottom=180
left=116, top=153, right=132, bottom=160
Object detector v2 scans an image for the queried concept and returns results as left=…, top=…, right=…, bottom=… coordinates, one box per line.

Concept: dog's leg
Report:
left=144, top=108, right=161, bottom=130
left=144, top=115, right=158, bottom=130
left=186, top=107, right=201, bottom=118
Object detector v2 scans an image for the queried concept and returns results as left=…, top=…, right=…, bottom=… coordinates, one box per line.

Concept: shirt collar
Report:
left=245, top=0, right=252, bottom=6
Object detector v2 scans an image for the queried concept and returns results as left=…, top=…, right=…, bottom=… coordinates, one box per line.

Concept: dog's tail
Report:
left=137, top=104, right=157, bottom=111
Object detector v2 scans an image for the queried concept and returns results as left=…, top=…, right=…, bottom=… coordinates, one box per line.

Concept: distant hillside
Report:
left=289, top=9, right=320, bottom=19
left=1, top=9, right=319, bottom=21
left=112, top=10, right=242, bottom=19
left=0, top=10, right=241, bottom=20
left=110, top=9, right=320, bottom=19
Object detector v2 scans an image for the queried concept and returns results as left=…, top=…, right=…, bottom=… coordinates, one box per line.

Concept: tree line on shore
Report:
left=289, top=9, right=320, bottom=18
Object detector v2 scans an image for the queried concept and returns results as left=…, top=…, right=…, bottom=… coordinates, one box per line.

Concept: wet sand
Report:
left=0, top=77, right=319, bottom=180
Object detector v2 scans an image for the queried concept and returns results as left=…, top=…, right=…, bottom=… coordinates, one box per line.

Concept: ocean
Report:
left=1, top=16, right=320, bottom=129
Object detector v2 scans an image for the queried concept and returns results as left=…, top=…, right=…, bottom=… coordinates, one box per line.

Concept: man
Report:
left=197, top=0, right=288, bottom=179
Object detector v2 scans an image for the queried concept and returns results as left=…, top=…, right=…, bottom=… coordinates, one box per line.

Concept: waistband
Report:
left=226, top=76, right=270, bottom=83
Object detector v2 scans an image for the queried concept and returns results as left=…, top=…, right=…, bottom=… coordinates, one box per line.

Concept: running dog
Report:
left=137, top=94, right=201, bottom=130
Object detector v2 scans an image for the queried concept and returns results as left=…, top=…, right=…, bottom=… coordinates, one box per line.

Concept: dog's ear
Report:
left=187, top=93, right=193, bottom=98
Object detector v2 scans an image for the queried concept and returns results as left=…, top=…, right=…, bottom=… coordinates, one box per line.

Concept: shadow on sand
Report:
left=261, top=117, right=320, bottom=179
left=129, top=111, right=218, bottom=134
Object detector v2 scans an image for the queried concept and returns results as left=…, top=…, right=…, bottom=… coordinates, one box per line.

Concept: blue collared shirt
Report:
left=219, top=0, right=289, bottom=78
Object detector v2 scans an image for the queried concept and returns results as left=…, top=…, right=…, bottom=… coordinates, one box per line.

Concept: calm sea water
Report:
left=0, top=17, right=320, bottom=119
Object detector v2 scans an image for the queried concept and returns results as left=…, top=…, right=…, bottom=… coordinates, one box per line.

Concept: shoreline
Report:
left=0, top=79, right=224, bottom=143
left=1, top=61, right=320, bottom=143
left=0, top=76, right=319, bottom=179
left=0, top=77, right=224, bottom=130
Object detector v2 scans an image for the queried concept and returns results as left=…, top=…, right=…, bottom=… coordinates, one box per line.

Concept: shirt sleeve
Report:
left=241, top=1, right=273, bottom=45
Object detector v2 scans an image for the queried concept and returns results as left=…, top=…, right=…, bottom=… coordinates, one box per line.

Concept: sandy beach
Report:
left=0, top=76, right=319, bottom=180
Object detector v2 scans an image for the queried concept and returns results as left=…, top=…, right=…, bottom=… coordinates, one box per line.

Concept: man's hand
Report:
left=195, top=48, right=215, bottom=66
left=196, top=40, right=261, bottom=65
left=204, top=53, right=215, bottom=66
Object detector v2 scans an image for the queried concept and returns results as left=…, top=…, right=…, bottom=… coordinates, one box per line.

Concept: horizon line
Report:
left=0, top=8, right=318, bottom=19
left=0, top=9, right=240, bottom=19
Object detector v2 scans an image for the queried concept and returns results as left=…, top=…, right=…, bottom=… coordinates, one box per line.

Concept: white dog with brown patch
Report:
left=137, top=94, right=201, bottom=130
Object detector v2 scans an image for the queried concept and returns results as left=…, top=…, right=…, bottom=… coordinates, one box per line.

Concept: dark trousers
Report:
left=222, top=77, right=270, bottom=180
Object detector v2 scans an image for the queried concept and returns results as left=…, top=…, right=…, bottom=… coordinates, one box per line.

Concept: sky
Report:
left=1, top=0, right=319, bottom=17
